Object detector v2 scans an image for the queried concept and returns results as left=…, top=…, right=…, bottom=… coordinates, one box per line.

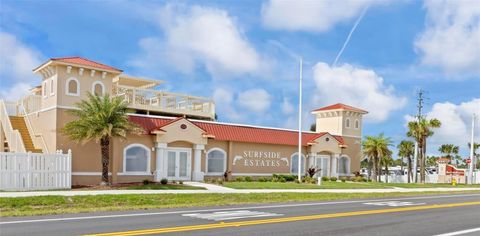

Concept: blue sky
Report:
left=1, top=0, right=479, bottom=157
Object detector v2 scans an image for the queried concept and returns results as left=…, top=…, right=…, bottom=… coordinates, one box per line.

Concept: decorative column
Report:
left=331, top=154, right=340, bottom=178
left=193, top=144, right=205, bottom=181
left=154, top=142, right=167, bottom=182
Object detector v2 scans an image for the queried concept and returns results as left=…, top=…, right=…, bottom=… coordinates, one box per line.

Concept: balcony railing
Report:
left=112, top=85, right=215, bottom=119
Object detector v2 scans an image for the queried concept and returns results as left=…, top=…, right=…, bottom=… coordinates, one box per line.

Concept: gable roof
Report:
left=312, top=103, right=368, bottom=114
left=51, top=56, right=122, bottom=72
left=34, top=56, right=123, bottom=73
left=129, top=115, right=345, bottom=147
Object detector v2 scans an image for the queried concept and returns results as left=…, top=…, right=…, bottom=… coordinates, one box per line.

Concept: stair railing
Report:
left=0, top=99, right=26, bottom=153
left=19, top=101, right=48, bottom=153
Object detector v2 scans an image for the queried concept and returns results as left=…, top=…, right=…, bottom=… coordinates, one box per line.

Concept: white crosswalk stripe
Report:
left=182, top=210, right=282, bottom=221
left=363, top=201, right=425, bottom=207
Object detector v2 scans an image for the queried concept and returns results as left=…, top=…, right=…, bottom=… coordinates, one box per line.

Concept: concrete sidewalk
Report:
left=1, top=186, right=479, bottom=198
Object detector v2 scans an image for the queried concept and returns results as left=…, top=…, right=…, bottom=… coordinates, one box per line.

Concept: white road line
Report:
left=183, top=210, right=282, bottom=221
left=1, top=193, right=479, bottom=225
left=433, top=227, right=480, bottom=236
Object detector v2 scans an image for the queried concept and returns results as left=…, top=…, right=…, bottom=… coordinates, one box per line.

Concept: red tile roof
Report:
left=50, top=56, right=122, bottom=72
left=129, top=115, right=345, bottom=146
left=312, top=103, right=367, bottom=113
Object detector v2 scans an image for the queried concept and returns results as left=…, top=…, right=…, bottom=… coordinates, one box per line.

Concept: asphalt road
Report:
left=1, top=193, right=479, bottom=236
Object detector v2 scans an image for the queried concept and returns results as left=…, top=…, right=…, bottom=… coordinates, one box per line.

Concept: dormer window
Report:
left=66, top=77, right=80, bottom=96
left=345, top=118, right=350, bottom=128
left=92, top=81, right=105, bottom=96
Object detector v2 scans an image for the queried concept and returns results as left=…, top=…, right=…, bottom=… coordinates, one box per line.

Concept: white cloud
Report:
left=213, top=87, right=242, bottom=121
left=0, top=32, right=42, bottom=83
left=261, top=0, right=384, bottom=32
left=0, top=32, right=42, bottom=100
left=236, top=89, right=272, bottom=113
left=281, top=97, right=295, bottom=114
left=414, top=0, right=480, bottom=75
left=404, top=99, right=480, bottom=155
left=132, top=4, right=260, bottom=78
left=312, top=62, right=406, bottom=122
left=0, top=82, right=32, bottom=101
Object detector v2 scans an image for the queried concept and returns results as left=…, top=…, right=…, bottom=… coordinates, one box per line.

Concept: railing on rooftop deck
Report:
left=112, top=85, right=215, bottom=119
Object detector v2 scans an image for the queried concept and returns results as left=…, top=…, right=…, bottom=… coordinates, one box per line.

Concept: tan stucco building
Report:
left=0, top=57, right=368, bottom=185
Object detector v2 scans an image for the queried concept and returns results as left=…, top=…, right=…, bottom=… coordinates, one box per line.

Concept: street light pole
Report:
left=468, top=113, right=476, bottom=184
left=297, top=58, right=303, bottom=182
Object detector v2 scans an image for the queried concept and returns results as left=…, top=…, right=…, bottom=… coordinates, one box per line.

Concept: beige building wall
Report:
left=341, top=136, right=362, bottom=173
left=316, top=115, right=342, bottom=135
left=26, top=109, right=57, bottom=153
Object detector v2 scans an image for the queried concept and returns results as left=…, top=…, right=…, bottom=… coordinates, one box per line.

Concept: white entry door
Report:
left=315, top=156, right=330, bottom=177
left=166, top=148, right=191, bottom=180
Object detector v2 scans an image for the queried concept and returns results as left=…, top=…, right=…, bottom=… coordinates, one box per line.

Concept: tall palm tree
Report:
left=398, top=140, right=414, bottom=183
left=380, top=149, right=393, bottom=183
left=468, top=142, right=480, bottom=168
left=63, top=93, right=141, bottom=185
left=362, top=134, right=393, bottom=182
left=438, top=144, right=459, bottom=164
left=407, top=117, right=441, bottom=183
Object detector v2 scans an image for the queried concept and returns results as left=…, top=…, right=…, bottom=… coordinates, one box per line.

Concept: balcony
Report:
left=112, top=85, right=215, bottom=120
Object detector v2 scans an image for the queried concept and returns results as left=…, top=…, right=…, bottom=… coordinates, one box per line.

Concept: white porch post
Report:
left=154, top=142, right=167, bottom=182
left=193, top=144, right=205, bottom=181
left=331, top=154, right=339, bottom=178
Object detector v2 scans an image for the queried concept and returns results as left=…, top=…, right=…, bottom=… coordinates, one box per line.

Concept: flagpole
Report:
left=468, top=113, right=476, bottom=184
left=298, top=58, right=303, bottom=182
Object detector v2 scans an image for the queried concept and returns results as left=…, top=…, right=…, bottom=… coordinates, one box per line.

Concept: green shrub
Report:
left=278, top=177, right=286, bottom=183
left=258, top=177, right=267, bottom=182
left=340, top=177, right=347, bottom=182
left=236, top=177, right=245, bottom=182
left=171, top=180, right=177, bottom=184
left=179, top=180, right=184, bottom=185
left=354, top=176, right=363, bottom=182
left=143, top=179, right=150, bottom=185
left=330, top=177, right=337, bottom=182
left=321, top=176, right=329, bottom=181
left=216, top=178, right=224, bottom=185
left=362, top=177, right=367, bottom=182
left=294, top=179, right=300, bottom=184
left=160, top=178, right=168, bottom=185
left=245, top=176, right=253, bottom=182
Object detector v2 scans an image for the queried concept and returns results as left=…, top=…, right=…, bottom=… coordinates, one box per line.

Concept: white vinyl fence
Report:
left=380, top=174, right=438, bottom=184
left=0, top=150, right=71, bottom=191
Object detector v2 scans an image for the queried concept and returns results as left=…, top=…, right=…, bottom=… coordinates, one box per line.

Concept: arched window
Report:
left=338, top=155, right=350, bottom=176
left=92, top=81, right=105, bottom=96
left=206, top=148, right=226, bottom=175
left=66, top=77, right=80, bottom=96
left=123, top=144, right=150, bottom=173
left=345, top=118, right=350, bottom=128
left=290, top=153, right=305, bottom=175
left=355, top=120, right=360, bottom=129
left=42, top=81, right=47, bottom=97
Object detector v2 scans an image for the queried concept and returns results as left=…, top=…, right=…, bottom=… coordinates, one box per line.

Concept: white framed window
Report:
left=50, top=78, right=55, bottom=96
left=314, top=155, right=330, bottom=177
left=345, top=118, right=350, bottom=128
left=42, top=81, right=47, bottom=98
left=290, top=153, right=306, bottom=175
left=92, top=81, right=105, bottom=96
left=355, top=119, right=360, bottom=129
left=65, top=77, right=80, bottom=96
left=338, top=155, right=350, bottom=176
left=123, top=144, right=151, bottom=174
left=206, top=148, right=227, bottom=175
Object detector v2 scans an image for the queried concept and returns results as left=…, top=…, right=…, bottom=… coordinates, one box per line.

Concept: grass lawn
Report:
left=2, top=191, right=479, bottom=217
left=223, top=181, right=480, bottom=189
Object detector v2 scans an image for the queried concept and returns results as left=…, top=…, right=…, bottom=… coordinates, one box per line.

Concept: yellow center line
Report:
left=84, top=201, right=480, bottom=236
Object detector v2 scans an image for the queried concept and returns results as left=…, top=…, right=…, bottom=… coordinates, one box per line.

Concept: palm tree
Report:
left=62, top=93, right=141, bottom=185
left=398, top=140, right=414, bottom=183
left=362, top=134, right=393, bottom=182
left=407, top=117, right=441, bottom=183
left=468, top=142, right=480, bottom=168
left=438, top=144, right=459, bottom=164
left=380, top=149, right=393, bottom=183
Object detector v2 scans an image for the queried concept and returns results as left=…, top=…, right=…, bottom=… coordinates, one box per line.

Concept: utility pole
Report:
left=413, top=90, right=425, bottom=183
left=297, top=58, right=303, bottom=182
left=468, top=113, right=476, bottom=184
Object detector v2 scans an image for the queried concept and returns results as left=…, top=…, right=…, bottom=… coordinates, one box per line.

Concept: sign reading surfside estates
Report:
left=233, top=150, right=289, bottom=167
